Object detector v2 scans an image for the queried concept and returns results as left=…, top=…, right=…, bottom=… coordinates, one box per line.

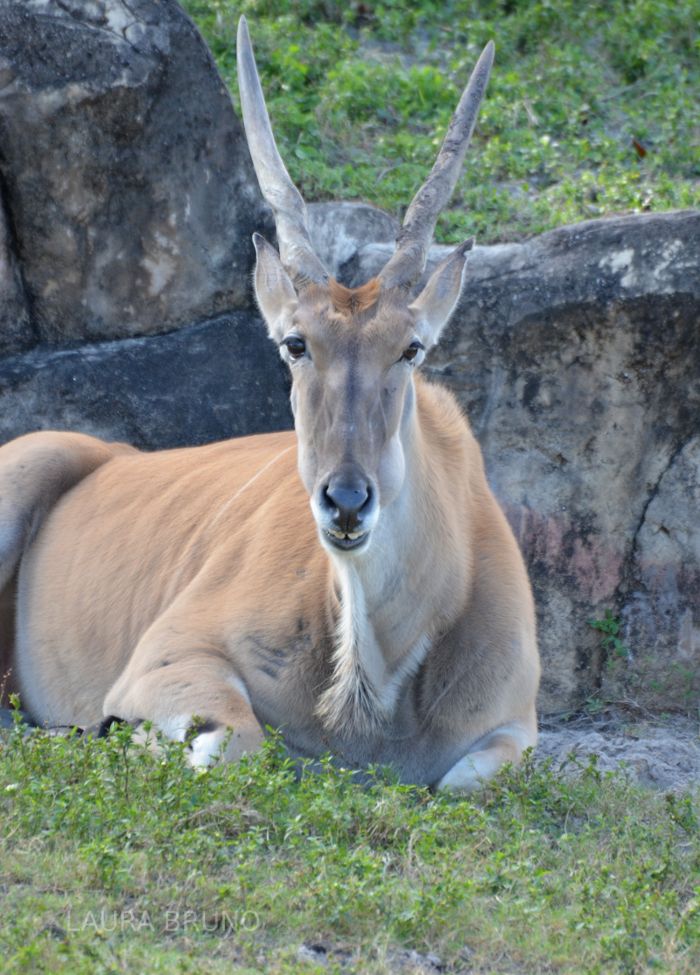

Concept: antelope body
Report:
left=0, top=19, right=539, bottom=790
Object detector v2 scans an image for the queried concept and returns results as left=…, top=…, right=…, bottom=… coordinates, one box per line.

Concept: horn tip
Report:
left=480, top=40, right=495, bottom=70
left=237, top=15, right=250, bottom=47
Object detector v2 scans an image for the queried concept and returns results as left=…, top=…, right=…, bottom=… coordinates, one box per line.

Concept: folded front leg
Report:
left=103, top=649, right=264, bottom=767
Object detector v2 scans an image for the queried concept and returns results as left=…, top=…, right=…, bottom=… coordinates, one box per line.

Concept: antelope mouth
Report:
left=324, top=528, right=370, bottom=552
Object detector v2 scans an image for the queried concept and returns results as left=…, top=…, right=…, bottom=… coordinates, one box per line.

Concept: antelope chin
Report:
left=322, top=528, right=371, bottom=553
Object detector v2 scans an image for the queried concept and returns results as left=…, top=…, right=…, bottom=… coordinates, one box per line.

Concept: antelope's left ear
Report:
left=409, top=239, right=473, bottom=348
left=252, top=233, right=298, bottom=343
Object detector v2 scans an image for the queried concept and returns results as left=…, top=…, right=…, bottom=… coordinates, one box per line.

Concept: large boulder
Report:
left=0, top=0, right=272, bottom=346
left=344, top=208, right=700, bottom=713
left=614, top=435, right=700, bottom=712
left=307, top=202, right=399, bottom=281
left=0, top=310, right=292, bottom=450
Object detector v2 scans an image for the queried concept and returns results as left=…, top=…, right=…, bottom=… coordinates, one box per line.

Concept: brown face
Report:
left=252, top=234, right=470, bottom=556
left=279, top=290, right=426, bottom=554
left=238, top=17, right=491, bottom=553
left=238, top=19, right=490, bottom=556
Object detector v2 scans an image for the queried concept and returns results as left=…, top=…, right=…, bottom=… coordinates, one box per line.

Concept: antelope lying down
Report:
left=0, top=19, right=539, bottom=790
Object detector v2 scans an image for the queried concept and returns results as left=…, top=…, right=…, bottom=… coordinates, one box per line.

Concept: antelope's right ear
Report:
left=252, top=233, right=298, bottom=342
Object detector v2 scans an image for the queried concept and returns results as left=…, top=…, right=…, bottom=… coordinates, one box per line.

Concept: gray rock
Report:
left=0, top=311, right=292, bottom=450
left=347, top=209, right=699, bottom=302
left=446, top=212, right=699, bottom=711
left=0, top=179, right=32, bottom=355
left=306, top=202, right=398, bottom=282
left=344, top=209, right=700, bottom=712
left=0, top=0, right=273, bottom=345
left=610, top=436, right=700, bottom=710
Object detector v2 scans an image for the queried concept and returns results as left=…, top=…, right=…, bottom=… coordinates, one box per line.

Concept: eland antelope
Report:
left=0, top=18, right=539, bottom=790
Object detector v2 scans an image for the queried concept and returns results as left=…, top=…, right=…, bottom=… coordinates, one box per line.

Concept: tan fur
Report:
left=0, top=359, right=539, bottom=788
left=328, top=277, right=381, bottom=316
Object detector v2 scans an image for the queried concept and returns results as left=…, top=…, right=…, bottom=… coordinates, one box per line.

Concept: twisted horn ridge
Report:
left=237, top=16, right=328, bottom=287
left=379, top=41, right=495, bottom=291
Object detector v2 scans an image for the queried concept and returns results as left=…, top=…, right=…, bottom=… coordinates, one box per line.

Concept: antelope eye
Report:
left=282, top=335, right=306, bottom=360
left=401, top=340, right=424, bottom=363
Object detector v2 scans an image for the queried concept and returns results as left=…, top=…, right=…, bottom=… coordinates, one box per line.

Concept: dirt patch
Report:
left=537, top=710, right=700, bottom=792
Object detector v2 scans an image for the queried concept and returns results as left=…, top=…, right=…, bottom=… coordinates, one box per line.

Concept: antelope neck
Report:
left=326, top=402, right=449, bottom=709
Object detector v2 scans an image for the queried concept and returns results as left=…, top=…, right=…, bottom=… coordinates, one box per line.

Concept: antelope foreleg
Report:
left=103, top=655, right=264, bottom=767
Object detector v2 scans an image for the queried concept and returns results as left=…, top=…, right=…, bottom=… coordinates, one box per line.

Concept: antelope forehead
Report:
left=328, top=277, right=381, bottom=315
left=308, top=301, right=417, bottom=346
left=363, top=309, right=418, bottom=348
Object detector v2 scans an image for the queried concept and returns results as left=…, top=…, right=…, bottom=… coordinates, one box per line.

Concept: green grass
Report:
left=2, top=720, right=699, bottom=974
left=182, top=0, right=699, bottom=243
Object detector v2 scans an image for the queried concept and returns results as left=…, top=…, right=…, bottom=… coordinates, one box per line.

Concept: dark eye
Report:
left=401, top=340, right=424, bottom=363
left=282, top=335, right=306, bottom=360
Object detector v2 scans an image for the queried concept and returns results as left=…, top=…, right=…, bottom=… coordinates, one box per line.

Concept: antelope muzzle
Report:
left=316, top=465, right=377, bottom=552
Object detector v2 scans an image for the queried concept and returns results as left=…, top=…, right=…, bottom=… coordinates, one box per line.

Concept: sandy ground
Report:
left=536, top=710, right=700, bottom=792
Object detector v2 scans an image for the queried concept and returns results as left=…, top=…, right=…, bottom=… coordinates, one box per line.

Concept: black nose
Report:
left=321, top=475, right=372, bottom=533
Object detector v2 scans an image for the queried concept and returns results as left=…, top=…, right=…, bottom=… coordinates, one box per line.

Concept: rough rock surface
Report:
left=0, top=180, right=32, bottom=355
left=0, top=0, right=272, bottom=345
left=612, top=436, right=700, bottom=710
left=537, top=713, right=700, bottom=793
left=307, top=202, right=398, bottom=281
left=0, top=311, right=292, bottom=450
left=342, top=209, right=700, bottom=713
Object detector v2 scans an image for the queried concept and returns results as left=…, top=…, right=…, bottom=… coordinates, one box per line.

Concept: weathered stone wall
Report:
left=0, top=0, right=273, bottom=346
left=349, top=209, right=700, bottom=714
left=0, top=0, right=697, bottom=715
left=0, top=312, right=291, bottom=448
left=0, top=177, right=32, bottom=355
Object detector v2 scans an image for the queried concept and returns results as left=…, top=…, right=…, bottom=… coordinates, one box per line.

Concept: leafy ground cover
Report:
left=182, top=0, right=698, bottom=243
left=1, top=720, right=699, bottom=974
